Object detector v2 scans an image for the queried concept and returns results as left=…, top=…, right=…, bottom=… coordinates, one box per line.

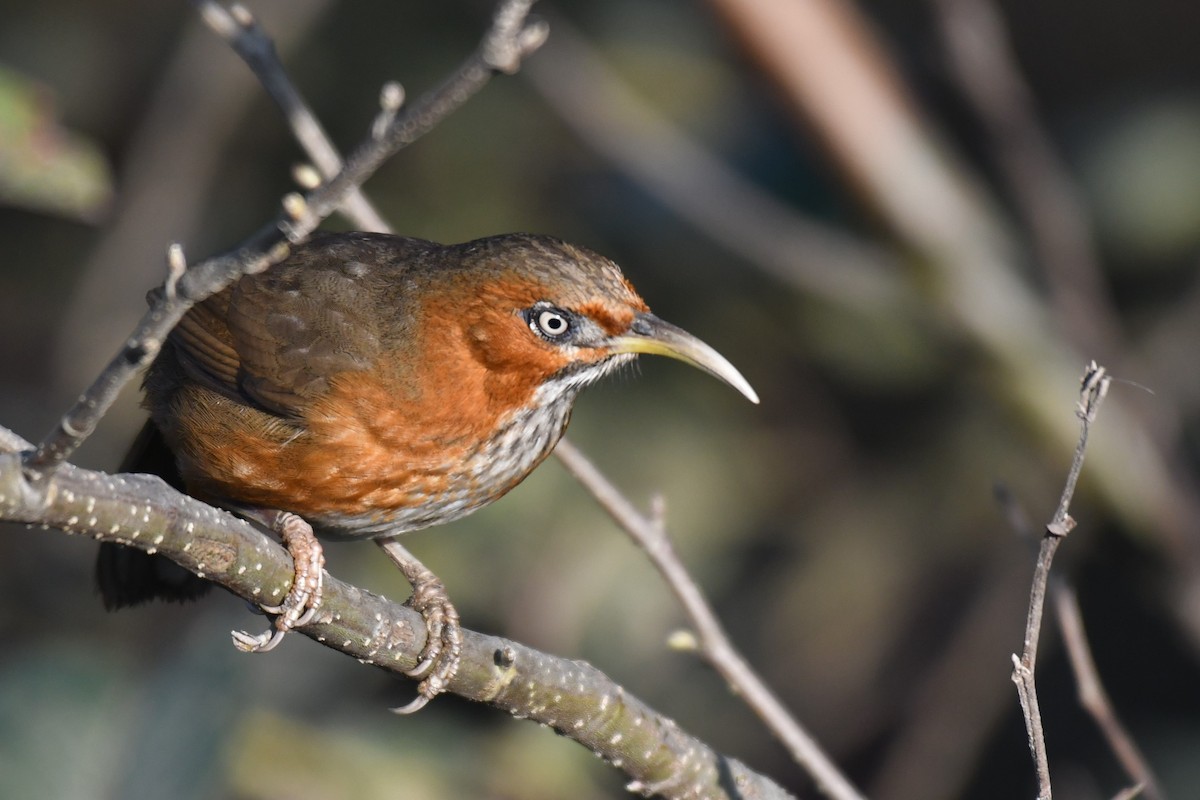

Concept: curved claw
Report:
left=232, top=626, right=285, bottom=653
left=391, top=625, right=460, bottom=715
left=232, top=511, right=325, bottom=654
left=390, top=693, right=433, bottom=716
left=377, top=537, right=463, bottom=713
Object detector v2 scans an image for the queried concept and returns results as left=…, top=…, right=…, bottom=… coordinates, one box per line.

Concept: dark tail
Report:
left=95, top=421, right=212, bottom=609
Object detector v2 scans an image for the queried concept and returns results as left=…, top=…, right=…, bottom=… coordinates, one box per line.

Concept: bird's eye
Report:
left=529, top=307, right=572, bottom=340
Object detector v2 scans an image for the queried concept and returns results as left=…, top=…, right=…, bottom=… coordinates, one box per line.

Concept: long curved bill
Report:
left=609, top=313, right=760, bottom=404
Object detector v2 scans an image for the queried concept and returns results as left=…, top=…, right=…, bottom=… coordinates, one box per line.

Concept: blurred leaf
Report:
left=0, top=63, right=112, bottom=221
left=1081, top=98, right=1200, bottom=263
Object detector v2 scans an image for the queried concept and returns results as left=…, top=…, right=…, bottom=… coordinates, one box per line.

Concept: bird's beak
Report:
left=609, top=313, right=760, bottom=404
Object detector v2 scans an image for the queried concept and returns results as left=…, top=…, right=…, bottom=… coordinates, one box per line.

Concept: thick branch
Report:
left=0, top=431, right=792, bottom=800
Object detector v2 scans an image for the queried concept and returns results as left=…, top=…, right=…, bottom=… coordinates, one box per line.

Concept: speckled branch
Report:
left=0, top=431, right=792, bottom=800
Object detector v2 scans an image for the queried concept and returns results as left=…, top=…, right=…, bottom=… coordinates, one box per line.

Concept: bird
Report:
left=96, top=230, right=758, bottom=711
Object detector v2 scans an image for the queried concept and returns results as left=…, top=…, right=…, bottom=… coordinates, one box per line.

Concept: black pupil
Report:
left=541, top=312, right=566, bottom=335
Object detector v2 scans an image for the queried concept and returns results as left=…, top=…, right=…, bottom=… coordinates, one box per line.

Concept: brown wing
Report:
left=170, top=232, right=435, bottom=420
left=169, top=285, right=241, bottom=396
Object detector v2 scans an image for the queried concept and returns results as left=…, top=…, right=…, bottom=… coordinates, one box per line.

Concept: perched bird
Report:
left=97, top=231, right=758, bottom=710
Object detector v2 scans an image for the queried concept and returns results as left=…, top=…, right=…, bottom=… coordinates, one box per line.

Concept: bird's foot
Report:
left=376, top=538, right=463, bottom=714
left=232, top=511, right=325, bottom=653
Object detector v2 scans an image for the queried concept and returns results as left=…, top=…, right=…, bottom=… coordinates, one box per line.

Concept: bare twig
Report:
left=1054, top=586, right=1164, bottom=800
left=52, top=1, right=331, bottom=395
left=24, top=0, right=545, bottom=476
left=0, top=428, right=792, bottom=800
left=554, top=439, right=865, bottom=800
left=191, top=0, right=390, bottom=233
left=1012, top=361, right=1111, bottom=800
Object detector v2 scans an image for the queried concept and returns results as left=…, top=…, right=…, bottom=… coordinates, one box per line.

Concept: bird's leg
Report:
left=375, top=536, right=462, bottom=714
left=231, top=510, right=325, bottom=653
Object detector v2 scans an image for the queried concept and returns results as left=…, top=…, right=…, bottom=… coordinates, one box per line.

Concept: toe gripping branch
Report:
left=231, top=510, right=326, bottom=652
left=377, top=537, right=464, bottom=714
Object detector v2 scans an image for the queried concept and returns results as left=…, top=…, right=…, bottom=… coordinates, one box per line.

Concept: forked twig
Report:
left=23, top=0, right=545, bottom=477
left=1012, top=361, right=1111, bottom=800
left=191, top=0, right=390, bottom=233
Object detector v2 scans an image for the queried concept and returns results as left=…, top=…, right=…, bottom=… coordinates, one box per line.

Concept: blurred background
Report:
left=2, top=0, right=1199, bottom=798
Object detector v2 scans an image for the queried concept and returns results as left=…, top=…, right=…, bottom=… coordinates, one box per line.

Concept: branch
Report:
left=1012, top=361, right=1111, bottom=800
left=555, top=441, right=864, bottom=800
left=188, top=11, right=824, bottom=791
left=523, top=10, right=907, bottom=315
left=928, top=0, right=1120, bottom=356
left=0, top=428, right=792, bottom=800
left=24, top=0, right=545, bottom=476
left=191, top=0, right=390, bottom=233
left=1053, top=586, right=1162, bottom=800
left=12, top=4, right=798, bottom=795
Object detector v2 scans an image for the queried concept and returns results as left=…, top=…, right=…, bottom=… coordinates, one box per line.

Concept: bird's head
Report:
left=446, top=234, right=759, bottom=406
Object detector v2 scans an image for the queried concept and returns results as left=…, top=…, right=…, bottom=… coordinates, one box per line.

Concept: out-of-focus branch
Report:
left=869, top=540, right=1030, bottom=800
left=1054, top=586, right=1163, bottom=800
left=0, top=428, right=793, bottom=800
left=703, top=0, right=1200, bottom=647
left=555, top=440, right=865, bottom=800
left=929, top=0, right=1120, bottom=357
left=996, top=483, right=1162, bottom=800
left=523, top=11, right=908, bottom=314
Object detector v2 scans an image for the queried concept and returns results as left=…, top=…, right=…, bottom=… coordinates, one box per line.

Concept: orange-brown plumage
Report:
left=97, top=231, right=756, bottom=701
left=144, top=232, right=660, bottom=537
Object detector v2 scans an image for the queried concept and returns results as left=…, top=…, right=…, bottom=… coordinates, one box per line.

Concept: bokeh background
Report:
left=2, top=1, right=1200, bottom=798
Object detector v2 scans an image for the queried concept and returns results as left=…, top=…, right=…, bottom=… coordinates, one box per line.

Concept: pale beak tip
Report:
left=614, top=313, right=761, bottom=405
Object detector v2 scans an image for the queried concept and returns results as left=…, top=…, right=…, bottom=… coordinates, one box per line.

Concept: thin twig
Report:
left=554, top=439, right=865, bottom=800
left=1012, top=361, right=1111, bottom=800
left=1053, top=586, right=1164, bottom=800
left=24, top=0, right=545, bottom=476
left=191, top=0, right=391, bottom=233
left=51, top=0, right=331, bottom=393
